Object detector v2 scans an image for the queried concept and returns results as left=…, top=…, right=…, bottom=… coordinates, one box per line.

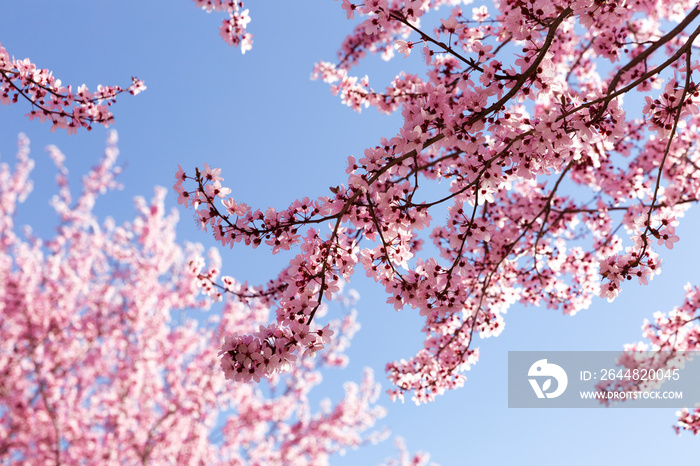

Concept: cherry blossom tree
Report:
left=0, top=133, right=392, bottom=464
left=4, top=0, right=700, bottom=441
left=173, top=0, right=700, bottom=434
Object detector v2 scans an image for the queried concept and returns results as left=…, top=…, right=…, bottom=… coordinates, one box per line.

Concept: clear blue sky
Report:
left=1, top=2, right=698, bottom=464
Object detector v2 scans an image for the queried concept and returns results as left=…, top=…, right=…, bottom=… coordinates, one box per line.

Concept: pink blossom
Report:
left=341, top=0, right=357, bottom=19
left=395, top=40, right=414, bottom=58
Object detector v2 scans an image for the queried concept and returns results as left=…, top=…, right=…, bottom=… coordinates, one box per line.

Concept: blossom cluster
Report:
left=0, top=43, right=144, bottom=133
left=175, top=163, right=359, bottom=382
left=192, top=0, right=253, bottom=53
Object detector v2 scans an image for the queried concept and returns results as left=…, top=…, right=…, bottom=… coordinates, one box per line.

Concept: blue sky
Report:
left=1, top=1, right=698, bottom=464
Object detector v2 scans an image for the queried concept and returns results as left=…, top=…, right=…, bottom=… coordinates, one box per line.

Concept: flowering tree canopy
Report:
left=175, top=0, right=700, bottom=431
left=3, top=0, right=700, bottom=451
left=0, top=134, right=396, bottom=463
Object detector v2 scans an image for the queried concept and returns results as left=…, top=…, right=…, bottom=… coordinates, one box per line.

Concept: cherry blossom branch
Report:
left=192, top=0, right=253, bottom=52
left=0, top=44, right=144, bottom=134
left=565, top=22, right=700, bottom=124
left=180, top=1, right=700, bottom=408
left=607, top=6, right=700, bottom=93
left=636, top=50, right=695, bottom=262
